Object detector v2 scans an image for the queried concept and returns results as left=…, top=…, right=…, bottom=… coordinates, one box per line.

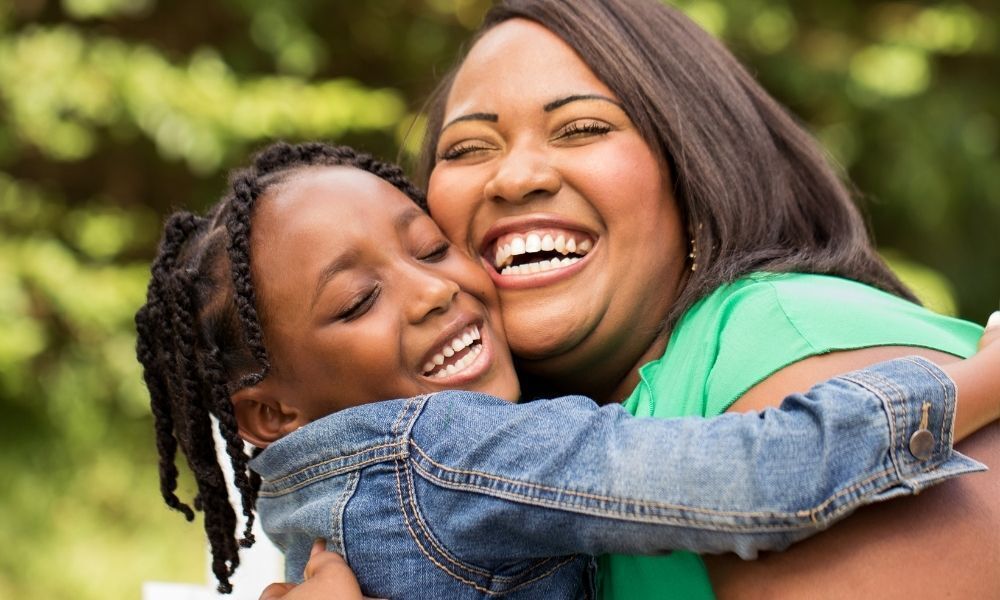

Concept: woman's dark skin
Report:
left=423, top=16, right=1000, bottom=598
left=709, top=346, right=1000, bottom=599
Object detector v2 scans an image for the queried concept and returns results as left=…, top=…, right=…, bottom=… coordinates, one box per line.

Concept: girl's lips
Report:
left=421, top=323, right=496, bottom=387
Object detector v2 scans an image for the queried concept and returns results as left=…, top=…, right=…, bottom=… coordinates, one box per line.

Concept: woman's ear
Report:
left=231, top=382, right=307, bottom=449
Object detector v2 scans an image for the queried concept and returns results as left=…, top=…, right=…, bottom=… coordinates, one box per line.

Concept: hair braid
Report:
left=137, top=141, right=427, bottom=593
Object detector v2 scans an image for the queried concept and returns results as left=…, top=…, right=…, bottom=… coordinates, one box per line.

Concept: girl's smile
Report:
left=249, top=165, right=520, bottom=420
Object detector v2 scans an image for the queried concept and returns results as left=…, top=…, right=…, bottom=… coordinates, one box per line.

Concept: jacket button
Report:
left=909, top=429, right=935, bottom=460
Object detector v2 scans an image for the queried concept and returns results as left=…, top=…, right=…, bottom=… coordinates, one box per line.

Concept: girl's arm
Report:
left=707, top=316, right=1000, bottom=598
left=401, top=356, right=985, bottom=565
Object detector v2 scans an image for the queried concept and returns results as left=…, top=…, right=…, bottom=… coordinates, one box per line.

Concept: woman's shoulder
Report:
left=675, top=272, right=982, bottom=415
left=715, top=272, right=981, bottom=349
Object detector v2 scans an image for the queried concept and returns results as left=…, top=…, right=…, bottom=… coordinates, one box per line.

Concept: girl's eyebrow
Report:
left=311, top=207, right=427, bottom=309
left=440, top=94, right=623, bottom=133
left=312, top=249, right=360, bottom=309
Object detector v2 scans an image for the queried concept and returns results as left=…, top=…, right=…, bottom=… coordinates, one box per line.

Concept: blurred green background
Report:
left=0, top=0, right=996, bottom=598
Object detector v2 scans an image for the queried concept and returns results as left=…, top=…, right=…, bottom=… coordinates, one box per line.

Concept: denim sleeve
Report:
left=404, top=356, right=984, bottom=564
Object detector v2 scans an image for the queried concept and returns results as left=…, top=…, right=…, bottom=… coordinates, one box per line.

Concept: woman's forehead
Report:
left=445, top=19, right=615, bottom=115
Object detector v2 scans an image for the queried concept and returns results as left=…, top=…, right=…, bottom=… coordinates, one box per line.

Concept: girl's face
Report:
left=427, top=19, right=687, bottom=399
left=250, top=166, right=519, bottom=420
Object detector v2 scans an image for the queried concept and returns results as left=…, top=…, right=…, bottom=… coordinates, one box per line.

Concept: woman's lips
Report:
left=479, top=216, right=598, bottom=289
left=489, top=228, right=595, bottom=273
left=485, top=248, right=593, bottom=289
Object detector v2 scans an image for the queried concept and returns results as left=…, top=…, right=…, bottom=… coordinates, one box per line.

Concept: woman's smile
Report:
left=480, top=215, right=598, bottom=287
left=427, top=19, right=688, bottom=399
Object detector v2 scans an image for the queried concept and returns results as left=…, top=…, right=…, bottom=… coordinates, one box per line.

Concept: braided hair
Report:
left=135, top=141, right=426, bottom=593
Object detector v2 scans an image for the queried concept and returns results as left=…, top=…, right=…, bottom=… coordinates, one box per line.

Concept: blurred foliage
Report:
left=0, top=1, right=995, bottom=598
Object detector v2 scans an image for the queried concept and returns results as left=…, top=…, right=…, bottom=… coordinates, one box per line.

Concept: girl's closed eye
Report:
left=418, top=241, right=451, bottom=262
left=337, top=284, right=381, bottom=321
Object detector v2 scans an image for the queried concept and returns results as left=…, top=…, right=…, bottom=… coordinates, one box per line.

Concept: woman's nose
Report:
left=404, top=265, right=461, bottom=323
left=482, top=144, right=561, bottom=205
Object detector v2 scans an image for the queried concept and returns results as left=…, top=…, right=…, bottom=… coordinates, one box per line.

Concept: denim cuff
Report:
left=839, top=356, right=987, bottom=497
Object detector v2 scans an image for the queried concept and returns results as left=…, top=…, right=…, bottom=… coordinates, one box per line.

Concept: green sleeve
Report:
left=704, top=273, right=982, bottom=415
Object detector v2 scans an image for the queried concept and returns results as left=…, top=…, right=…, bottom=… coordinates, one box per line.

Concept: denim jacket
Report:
left=252, top=357, right=983, bottom=599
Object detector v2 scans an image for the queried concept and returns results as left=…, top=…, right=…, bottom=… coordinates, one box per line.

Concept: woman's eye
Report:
left=337, top=285, right=380, bottom=321
left=419, top=242, right=450, bottom=262
left=438, top=141, right=492, bottom=161
left=556, top=121, right=613, bottom=140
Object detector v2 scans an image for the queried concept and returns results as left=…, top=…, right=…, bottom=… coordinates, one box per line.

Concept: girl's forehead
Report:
left=260, top=166, right=416, bottom=227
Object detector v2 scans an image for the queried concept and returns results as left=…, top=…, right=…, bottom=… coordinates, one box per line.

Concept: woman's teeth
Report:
left=493, top=232, right=593, bottom=275
left=422, top=325, right=482, bottom=377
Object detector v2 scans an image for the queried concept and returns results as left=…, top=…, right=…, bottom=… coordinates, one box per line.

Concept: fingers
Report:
left=310, top=538, right=326, bottom=558
left=258, top=582, right=297, bottom=600
left=979, top=311, right=1000, bottom=350
left=303, top=548, right=364, bottom=600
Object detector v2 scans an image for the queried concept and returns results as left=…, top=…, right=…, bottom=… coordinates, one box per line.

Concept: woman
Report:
left=264, top=0, right=998, bottom=597
left=419, top=1, right=998, bottom=598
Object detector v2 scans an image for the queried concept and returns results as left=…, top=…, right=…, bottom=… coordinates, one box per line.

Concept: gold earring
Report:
left=689, top=223, right=703, bottom=272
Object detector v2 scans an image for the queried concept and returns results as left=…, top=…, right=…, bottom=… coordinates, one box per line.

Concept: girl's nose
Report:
left=482, top=144, right=561, bottom=205
left=404, top=265, right=461, bottom=324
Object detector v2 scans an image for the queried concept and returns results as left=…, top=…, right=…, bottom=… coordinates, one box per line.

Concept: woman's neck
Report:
left=516, top=328, right=671, bottom=405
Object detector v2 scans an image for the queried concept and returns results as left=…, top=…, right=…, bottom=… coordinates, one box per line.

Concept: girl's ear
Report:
left=231, top=381, right=308, bottom=449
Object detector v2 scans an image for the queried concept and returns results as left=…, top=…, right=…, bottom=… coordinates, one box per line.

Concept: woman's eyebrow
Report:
left=439, top=94, right=622, bottom=133
left=441, top=112, right=498, bottom=132
left=543, top=94, right=623, bottom=112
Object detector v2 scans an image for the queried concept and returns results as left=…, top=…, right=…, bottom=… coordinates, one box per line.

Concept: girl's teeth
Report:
left=425, top=326, right=484, bottom=376
left=555, top=235, right=566, bottom=253
left=566, top=237, right=577, bottom=253
left=541, top=234, right=555, bottom=251
left=430, top=343, right=483, bottom=379
left=511, top=237, right=525, bottom=255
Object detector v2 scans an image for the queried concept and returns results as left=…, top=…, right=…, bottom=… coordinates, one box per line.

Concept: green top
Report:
left=598, top=272, right=982, bottom=600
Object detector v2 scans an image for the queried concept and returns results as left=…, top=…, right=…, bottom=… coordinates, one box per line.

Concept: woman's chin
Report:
left=503, top=310, right=595, bottom=366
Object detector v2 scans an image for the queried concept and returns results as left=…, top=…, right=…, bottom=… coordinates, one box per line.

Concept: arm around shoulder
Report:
left=709, top=344, right=1000, bottom=598
left=402, top=365, right=981, bottom=565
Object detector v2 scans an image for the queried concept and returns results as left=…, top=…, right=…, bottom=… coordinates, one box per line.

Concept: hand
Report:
left=947, top=310, right=1000, bottom=441
left=259, top=540, right=363, bottom=600
left=978, top=311, right=1000, bottom=350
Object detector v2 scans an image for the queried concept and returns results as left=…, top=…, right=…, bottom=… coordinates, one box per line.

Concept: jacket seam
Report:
left=393, top=400, right=580, bottom=593
left=409, top=440, right=898, bottom=526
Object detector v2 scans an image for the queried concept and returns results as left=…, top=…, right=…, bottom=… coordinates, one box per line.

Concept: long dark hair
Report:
left=417, top=0, right=916, bottom=329
left=135, top=141, right=425, bottom=593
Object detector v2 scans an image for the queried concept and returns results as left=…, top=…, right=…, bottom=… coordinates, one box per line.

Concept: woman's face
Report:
left=427, top=19, right=687, bottom=397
